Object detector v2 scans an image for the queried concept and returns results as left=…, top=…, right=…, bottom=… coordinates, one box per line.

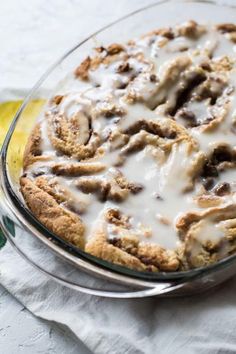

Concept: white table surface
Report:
left=0, top=285, right=92, bottom=354
left=0, top=0, right=151, bottom=352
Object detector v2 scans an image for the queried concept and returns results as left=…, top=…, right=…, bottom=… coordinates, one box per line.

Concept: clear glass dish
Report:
left=1, top=0, right=236, bottom=298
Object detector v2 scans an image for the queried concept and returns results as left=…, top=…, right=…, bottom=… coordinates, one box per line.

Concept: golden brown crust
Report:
left=216, top=23, right=236, bottom=33
left=52, top=162, right=106, bottom=176
left=23, top=124, right=44, bottom=169
left=177, top=205, right=236, bottom=268
left=86, top=209, right=180, bottom=271
left=20, top=177, right=85, bottom=249
left=85, top=229, right=148, bottom=272
left=177, top=20, right=206, bottom=38
left=135, top=244, right=179, bottom=271
left=86, top=225, right=180, bottom=272
left=47, top=111, right=101, bottom=160
left=74, top=44, right=126, bottom=81
left=74, top=56, right=91, bottom=80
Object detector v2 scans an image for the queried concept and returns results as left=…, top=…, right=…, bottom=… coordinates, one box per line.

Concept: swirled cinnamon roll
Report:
left=21, top=21, right=236, bottom=272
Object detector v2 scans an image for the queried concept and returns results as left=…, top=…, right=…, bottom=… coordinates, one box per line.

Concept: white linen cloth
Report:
left=1, top=1, right=236, bottom=353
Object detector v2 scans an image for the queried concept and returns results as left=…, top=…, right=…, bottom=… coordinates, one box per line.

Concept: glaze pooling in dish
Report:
left=20, top=21, right=236, bottom=272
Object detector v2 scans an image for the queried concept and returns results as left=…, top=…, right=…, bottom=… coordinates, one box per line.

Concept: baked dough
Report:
left=20, top=21, right=236, bottom=272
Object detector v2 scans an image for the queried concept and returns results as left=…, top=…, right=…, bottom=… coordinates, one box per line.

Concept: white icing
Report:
left=26, top=22, right=236, bottom=253
left=195, top=219, right=225, bottom=244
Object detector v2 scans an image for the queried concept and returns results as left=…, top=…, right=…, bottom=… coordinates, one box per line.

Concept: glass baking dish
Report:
left=1, top=0, right=236, bottom=298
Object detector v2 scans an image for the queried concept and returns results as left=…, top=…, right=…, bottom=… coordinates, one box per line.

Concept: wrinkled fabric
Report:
left=1, top=242, right=236, bottom=354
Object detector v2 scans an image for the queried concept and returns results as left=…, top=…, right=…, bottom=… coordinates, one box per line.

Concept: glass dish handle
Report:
left=0, top=196, right=184, bottom=298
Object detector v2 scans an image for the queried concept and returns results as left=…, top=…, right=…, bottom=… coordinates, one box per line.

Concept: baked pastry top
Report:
left=20, top=21, right=236, bottom=272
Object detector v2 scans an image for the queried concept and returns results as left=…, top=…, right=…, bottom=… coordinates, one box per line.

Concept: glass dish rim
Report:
left=2, top=0, right=236, bottom=283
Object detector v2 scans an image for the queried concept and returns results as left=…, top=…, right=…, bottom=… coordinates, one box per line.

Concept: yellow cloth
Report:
left=0, top=100, right=44, bottom=146
left=0, top=99, right=44, bottom=180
